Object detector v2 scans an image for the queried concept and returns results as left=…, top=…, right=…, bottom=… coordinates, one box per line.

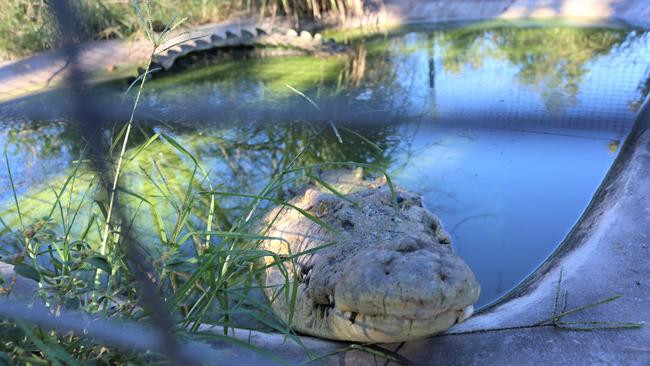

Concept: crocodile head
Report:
left=261, top=170, right=480, bottom=342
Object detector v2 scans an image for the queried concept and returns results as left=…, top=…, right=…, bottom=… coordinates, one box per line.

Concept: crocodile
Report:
left=153, top=22, right=349, bottom=71
left=260, top=169, right=480, bottom=342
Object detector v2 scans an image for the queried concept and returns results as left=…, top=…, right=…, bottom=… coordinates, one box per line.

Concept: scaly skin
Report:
left=260, top=170, right=480, bottom=342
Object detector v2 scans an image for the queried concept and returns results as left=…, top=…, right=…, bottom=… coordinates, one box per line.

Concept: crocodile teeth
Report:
left=457, top=305, right=474, bottom=323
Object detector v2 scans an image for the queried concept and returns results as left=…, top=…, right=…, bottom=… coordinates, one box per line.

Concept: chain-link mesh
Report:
left=0, top=2, right=649, bottom=364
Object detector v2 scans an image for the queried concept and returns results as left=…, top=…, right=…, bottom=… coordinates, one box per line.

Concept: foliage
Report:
left=437, top=26, right=630, bottom=111
left=0, top=123, right=397, bottom=363
left=1, top=5, right=645, bottom=362
left=0, top=1, right=392, bottom=363
left=0, top=0, right=367, bottom=60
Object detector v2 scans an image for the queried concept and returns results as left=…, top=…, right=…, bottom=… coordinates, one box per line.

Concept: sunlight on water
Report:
left=2, top=21, right=650, bottom=306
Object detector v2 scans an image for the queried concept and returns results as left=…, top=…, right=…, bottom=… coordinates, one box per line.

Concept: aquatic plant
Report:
left=0, top=2, right=391, bottom=363
left=0, top=0, right=367, bottom=59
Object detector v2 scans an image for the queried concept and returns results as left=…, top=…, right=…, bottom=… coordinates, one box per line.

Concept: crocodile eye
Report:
left=341, top=219, right=354, bottom=230
left=318, top=202, right=328, bottom=215
left=299, top=265, right=312, bottom=285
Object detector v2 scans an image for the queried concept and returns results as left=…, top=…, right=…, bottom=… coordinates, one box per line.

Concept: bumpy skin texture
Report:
left=260, top=170, right=480, bottom=342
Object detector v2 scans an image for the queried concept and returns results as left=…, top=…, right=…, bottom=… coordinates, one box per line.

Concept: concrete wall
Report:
left=2, top=1, right=649, bottom=364
left=355, top=0, right=650, bottom=29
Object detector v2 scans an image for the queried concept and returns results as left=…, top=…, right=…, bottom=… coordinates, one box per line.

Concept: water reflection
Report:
left=391, top=125, right=620, bottom=303
left=2, top=22, right=650, bottom=306
left=438, top=27, right=633, bottom=110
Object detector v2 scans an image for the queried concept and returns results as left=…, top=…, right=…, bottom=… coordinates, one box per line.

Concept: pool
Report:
left=2, top=21, right=649, bottom=307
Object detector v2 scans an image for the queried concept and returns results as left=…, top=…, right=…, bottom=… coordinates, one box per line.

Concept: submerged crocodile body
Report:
left=153, top=23, right=349, bottom=70
left=260, top=170, right=480, bottom=342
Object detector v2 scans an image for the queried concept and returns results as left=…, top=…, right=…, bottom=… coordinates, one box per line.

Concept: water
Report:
left=2, top=22, right=650, bottom=306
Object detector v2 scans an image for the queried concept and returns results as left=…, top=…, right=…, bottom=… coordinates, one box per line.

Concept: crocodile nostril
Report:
left=341, top=219, right=354, bottom=230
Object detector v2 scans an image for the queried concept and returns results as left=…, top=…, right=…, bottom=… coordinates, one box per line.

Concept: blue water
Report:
left=2, top=23, right=650, bottom=306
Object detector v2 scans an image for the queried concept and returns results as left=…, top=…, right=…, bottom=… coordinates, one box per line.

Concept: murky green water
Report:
left=2, top=22, right=650, bottom=306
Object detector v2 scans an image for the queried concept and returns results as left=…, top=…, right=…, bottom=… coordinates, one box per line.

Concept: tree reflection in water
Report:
left=2, top=22, right=650, bottom=305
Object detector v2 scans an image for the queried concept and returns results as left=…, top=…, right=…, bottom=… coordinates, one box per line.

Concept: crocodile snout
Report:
left=334, top=245, right=480, bottom=321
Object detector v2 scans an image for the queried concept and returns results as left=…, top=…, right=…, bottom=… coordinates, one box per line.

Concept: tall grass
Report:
left=0, top=0, right=368, bottom=60
left=0, top=1, right=387, bottom=364
left=0, top=129, right=385, bottom=363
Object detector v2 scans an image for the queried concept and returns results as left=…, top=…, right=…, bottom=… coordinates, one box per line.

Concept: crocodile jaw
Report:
left=323, top=305, right=474, bottom=343
left=278, top=247, right=481, bottom=342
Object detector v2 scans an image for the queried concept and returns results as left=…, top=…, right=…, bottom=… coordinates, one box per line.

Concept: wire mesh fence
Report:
left=0, top=1, right=650, bottom=365
left=2, top=2, right=219, bottom=364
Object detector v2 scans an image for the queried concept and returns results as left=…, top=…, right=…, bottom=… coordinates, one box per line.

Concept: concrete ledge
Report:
left=296, top=73, right=650, bottom=365
left=205, top=26, right=650, bottom=362
left=351, top=0, right=650, bottom=30
left=1, top=1, right=649, bottom=364
left=272, top=2, right=650, bottom=363
left=390, top=94, right=650, bottom=366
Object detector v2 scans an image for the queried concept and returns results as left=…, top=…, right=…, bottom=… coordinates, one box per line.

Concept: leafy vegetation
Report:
left=0, top=0, right=367, bottom=60
left=0, top=2, right=393, bottom=364
left=436, top=26, right=631, bottom=110
left=1, top=2, right=647, bottom=362
left=328, top=21, right=647, bottom=113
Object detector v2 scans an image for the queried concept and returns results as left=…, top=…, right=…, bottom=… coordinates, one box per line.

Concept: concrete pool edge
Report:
left=233, top=76, right=650, bottom=365
left=188, top=16, right=650, bottom=361
left=321, top=3, right=650, bottom=363
left=345, top=0, right=650, bottom=31
left=388, top=85, right=650, bottom=366
left=1, top=1, right=649, bottom=364
left=477, top=97, right=650, bottom=313
left=270, top=2, right=650, bottom=363
left=451, top=81, right=650, bottom=323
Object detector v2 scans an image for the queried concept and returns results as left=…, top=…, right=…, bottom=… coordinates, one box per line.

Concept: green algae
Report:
left=145, top=55, right=348, bottom=97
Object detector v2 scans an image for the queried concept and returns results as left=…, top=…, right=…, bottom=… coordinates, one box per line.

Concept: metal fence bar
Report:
left=41, top=1, right=186, bottom=364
